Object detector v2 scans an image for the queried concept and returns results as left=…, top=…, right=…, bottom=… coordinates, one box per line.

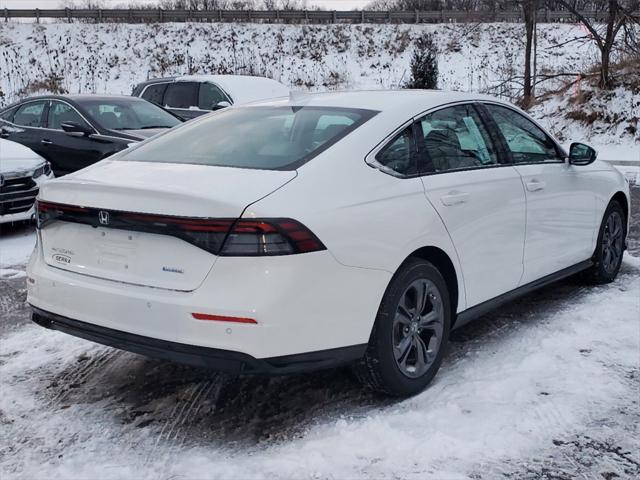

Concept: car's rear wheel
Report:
left=585, top=200, right=626, bottom=284
left=356, top=258, right=451, bottom=396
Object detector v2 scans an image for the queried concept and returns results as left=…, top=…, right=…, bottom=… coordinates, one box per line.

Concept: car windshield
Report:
left=81, top=99, right=181, bottom=130
left=119, top=106, right=377, bottom=170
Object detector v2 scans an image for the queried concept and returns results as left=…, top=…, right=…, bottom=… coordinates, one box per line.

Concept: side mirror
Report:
left=61, top=121, right=93, bottom=137
left=569, top=142, right=597, bottom=166
left=212, top=101, right=231, bottom=111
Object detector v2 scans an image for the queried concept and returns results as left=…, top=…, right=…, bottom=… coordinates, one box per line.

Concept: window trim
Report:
left=479, top=101, right=567, bottom=166
left=372, top=123, right=419, bottom=177
left=366, top=101, right=513, bottom=179
left=45, top=99, right=96, bottom=133
left=6, top=99, right=49, bottom=129
left=163, top=81, right=200, bottom=110
left=139, top=81, right=171, bottom=107
left=415, top=102, right=505, bottom=176
left=0, top=99, right=98, bottom=134
left=197, top=81, right=233, bottom=111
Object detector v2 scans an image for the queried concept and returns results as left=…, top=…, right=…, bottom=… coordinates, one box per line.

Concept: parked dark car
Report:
left=0, top=95, right=182, bottom=176
left=132, top=75, right=290, bottom=120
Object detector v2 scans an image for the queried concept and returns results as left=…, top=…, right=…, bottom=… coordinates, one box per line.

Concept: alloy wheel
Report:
left=392, top=279, right=445, bottom=378
left=602, top=211, right=624, bottom=274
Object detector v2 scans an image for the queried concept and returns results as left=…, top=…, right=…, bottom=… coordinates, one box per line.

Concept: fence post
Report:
left=35, top=8, right=40, bottom=24
left=159, top=8, right=163, bottom=23
left=276, top=9, right=279, bottom=22
left=247, top=9, right=251, bottom=22
left=361, top=10, right=365, bottom=23
left=218, top=9, right=222, bottom=22
left=415, top=9, right=419, bottom=23
left=4, top=8, right=8, bottom=23
left=129, top=9, right=132, bottom=23
left=332, top=10, right=337, bottom=23
left=98, top=8, right=102, bottom=23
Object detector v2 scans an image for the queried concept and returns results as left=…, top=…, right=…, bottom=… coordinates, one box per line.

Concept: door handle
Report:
left=441, top=191, right=469, bottom=206
left=526, top=179, right=546, bottom=192
left=0, top=129, right=9, bottom=138
left=41, top=139, right=53, bottom=146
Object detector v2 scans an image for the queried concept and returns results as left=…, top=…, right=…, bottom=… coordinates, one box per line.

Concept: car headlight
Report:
left=33, top=162, right=52, bottom=179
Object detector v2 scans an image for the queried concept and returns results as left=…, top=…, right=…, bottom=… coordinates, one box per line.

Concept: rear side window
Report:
left=0, top=106, right=18, bottom=122
left=375, top=126, right=417, bottom=176
left=198, top=83, right=229, bottom=110
left=419, top=104, right=498, bottom=173
left=47, top=101, right=92, bottom=131
left=485, top=104, right=562, bottom=163
left=121, top=106, right=377, bottom=170
left=164, top=82, right=198, bottom=109
left=12, top=101, right=47, bottom=128
left=141, top=83, right=168, bottom=105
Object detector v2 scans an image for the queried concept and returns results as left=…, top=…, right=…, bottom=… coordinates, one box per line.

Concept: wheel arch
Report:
left=406, top=246, right=460, bottom=327
left=611, top=191, right=629, bottom=223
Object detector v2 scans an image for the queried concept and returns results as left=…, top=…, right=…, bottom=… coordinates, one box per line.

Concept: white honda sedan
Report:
left=27, top=91, right=630, bottom=396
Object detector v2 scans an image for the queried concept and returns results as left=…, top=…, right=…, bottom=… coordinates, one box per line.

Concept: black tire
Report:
left=584, top=200, right=626, bottom=284
left=355, top=258, right=451, bottom=397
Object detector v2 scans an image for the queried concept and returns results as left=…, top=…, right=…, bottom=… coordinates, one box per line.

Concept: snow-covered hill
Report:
left=1, top=21, right=638, bottom=158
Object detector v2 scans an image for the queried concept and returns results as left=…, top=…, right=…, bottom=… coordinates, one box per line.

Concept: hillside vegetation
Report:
left=1, top=21, right=637, bottom=156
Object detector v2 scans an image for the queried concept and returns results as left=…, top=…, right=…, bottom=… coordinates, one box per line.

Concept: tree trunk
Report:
left=599, top=0, right=618, bottom=88
left=522, top=0, right=536, bottom=108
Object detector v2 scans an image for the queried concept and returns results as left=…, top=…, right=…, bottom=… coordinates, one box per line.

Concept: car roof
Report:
left=1, top=94, right=149, bottom=107
left=250, top=90, right=507, bottom=115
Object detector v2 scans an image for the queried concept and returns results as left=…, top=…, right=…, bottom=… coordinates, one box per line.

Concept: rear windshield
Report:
left=119, top=106, right=377, bottom=170
left=82, top=99, right=181, bottom=131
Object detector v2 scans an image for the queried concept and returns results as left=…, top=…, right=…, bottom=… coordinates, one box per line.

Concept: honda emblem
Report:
left=98, top=210, right=109, bottom=225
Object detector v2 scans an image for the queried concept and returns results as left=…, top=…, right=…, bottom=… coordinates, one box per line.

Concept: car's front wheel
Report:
left=585, top=200, right=626, bottom=284
left=356, top=258, right=451, bottom=396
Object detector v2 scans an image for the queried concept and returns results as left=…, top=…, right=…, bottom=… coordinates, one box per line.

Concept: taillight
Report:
left=220, top=218, right=326, bottom=256
left=35, top=201, right=325, bottom=257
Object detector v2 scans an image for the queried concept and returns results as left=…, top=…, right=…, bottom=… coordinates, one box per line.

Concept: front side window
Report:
left=47, top=101, right=91, bottom=130
left=419, top=104, right=498, bottom=173
left=375, top=126, right=417, bottom=176
left=121, top=106, right=377, bottom=170
left=12, top=101, right=47, bottom=128
left=82, top=100, right=181, bottom=131
left=164, top=82, right=198, bottom=109
left=198, top=83, right=229, bottom=110
left=141, top=83, right=168, bottom=105
left=485, top=104, right=562, bottom=163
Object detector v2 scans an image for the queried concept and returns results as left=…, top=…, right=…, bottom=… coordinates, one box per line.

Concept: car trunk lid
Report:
left=38, top=160, right=296, bottom=290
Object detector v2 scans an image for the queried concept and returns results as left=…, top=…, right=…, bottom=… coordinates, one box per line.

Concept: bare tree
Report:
left=554, top=0, right=639, bottom=88
left=522, top=0, right=537, bottom=107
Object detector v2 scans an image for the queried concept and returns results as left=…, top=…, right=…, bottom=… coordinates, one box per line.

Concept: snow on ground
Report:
left=0, top=226, right=35, bottom=270
left=0, top=252, right=638, bottom=479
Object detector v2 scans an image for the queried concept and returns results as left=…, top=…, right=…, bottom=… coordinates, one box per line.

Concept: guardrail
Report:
left=1, top=8, right=627, bottom=24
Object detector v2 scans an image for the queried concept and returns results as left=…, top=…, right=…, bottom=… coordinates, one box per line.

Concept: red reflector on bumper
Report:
left=191, top=313, right=258, bottom=324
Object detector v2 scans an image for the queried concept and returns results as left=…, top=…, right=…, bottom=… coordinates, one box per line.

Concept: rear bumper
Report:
left=27, top=231, right=390, bottom=359
left=32, top=307, right=366, bottom=374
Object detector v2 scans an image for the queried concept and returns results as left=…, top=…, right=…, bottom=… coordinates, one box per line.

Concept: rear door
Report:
left=0, top=100, right=48, bottom=156
left=418, top=103, right=526, bottom=308
left=482, top=103, right=596, bottom=283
